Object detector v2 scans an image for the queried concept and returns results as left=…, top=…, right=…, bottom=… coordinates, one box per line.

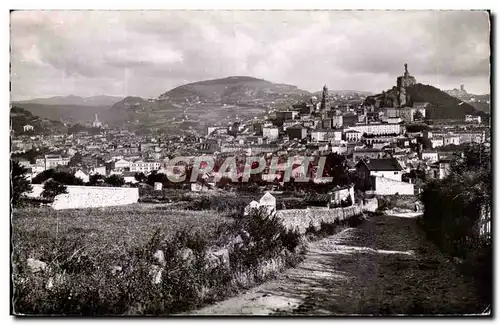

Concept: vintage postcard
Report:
left=10, top=10, right=491, bottom=316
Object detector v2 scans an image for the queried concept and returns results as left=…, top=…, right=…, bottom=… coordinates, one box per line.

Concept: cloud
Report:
left=10, top=10, right=491, bottom=100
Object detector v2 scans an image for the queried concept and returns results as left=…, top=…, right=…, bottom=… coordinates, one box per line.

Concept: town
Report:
left=11, top=64, right=490, bottom=202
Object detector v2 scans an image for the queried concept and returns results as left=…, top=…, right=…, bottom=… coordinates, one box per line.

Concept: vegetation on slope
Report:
left=159, top=76, right=311, bottom=103
left=10, top=106, right=66, bottom=135
left=406, top=84, right=487, bottom=119
left=12, top=206, right=304, bottom=315
left=420, top=143, right=491, bottom=305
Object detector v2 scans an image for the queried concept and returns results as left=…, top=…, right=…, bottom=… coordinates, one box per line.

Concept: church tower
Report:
left=93, top=113, right=102, bottom=128
left=320, top=85, right=328, bottom=111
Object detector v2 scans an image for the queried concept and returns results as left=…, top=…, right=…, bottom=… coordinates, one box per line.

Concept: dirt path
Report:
left=189, top=213, right=484, bottom=315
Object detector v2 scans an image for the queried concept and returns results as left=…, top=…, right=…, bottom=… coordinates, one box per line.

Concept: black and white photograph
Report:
left=9, top=9, right=492, bottom=316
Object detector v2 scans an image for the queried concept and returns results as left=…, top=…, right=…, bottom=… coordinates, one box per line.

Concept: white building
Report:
left=465, top=115, right=481, bottom=124
left=74, top=169, right=90, bottom=183
left=311, top=129, right=327, bottom=142
left=114, top=159, right=131, bottom=171
left=23, top=124, right=34, bottom=132
left=356, top=158, right=403, bottom=182
left=130, top=160, right=162, bottom=174
left=421, top=151, right=439, bottom=163
left=443, top=135, right=461, bottom=146
left=344, top=130, right=362, bottom=142
left=345, top=123, right=403, bottom=136
left=90, top=166, right=106, bottom=176
left=331, top=115, right=343, bottom=128
left=430, top=138, right=444, bottom=148
left=44, top=154, right=70, bottom=170
left=263, top=127, right=279, bottom=141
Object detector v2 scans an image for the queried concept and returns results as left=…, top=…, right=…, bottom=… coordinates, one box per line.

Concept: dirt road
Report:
left=189, top=213, right=485, bottom=315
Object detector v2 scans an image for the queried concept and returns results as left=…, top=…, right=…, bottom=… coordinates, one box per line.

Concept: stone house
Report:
left=74, top=169, right=90, bottom=183
left=421, top=150, right=439, bottom=163
left=355, top=158, right=403, bottom=190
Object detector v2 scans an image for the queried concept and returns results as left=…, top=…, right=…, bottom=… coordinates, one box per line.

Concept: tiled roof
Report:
left=359, top=158, right=402, bottom=171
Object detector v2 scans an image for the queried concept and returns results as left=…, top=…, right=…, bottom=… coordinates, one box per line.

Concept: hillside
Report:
left=10, top=106, right=66, bottom=135
left=406, top=84, right=488, bottom=119
left=158, top=76, right=311, bottom=104
left=15, top=95, right=123, bottom=107
left=365, top=83, right=487, bottom=120
left=108, top=76, right=312, bottom=135
left=11, top=103, right=117, bottom=125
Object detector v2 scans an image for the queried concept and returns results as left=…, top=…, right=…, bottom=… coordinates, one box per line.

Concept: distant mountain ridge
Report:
left=12, top=76, right=380, bottom=134
left=15, top=95, right=124, bottom=107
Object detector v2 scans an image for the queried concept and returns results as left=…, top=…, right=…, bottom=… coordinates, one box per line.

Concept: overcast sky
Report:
left=10, top=10, right=490, bottom=101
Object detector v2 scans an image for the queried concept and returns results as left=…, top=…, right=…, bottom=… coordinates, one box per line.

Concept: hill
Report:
left=15, top=95, right=123, bottom=107
left=365, top=83, right=488, bottom=120
left=109, top=76, right=312, bottom=135
left=10, top=103, right=117, bottom=125
left=405, top=84, right=488, bottom=119
left=10, top=106, right=66, bottom=135
left=158, top=76, right=311, bottom=104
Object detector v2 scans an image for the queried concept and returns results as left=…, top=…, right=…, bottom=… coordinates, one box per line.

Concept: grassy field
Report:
left=11, top=202, right=305, bottom=315
left=12, top=204, right=232, bottom=263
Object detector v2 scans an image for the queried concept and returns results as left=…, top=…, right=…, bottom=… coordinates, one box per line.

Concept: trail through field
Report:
left=189, top=213, right=484, bottom=315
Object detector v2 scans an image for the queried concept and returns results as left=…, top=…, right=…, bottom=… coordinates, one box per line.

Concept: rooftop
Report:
left=358, top=158, right=402, bottom=171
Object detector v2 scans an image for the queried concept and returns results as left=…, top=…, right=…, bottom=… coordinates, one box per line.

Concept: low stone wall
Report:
left=27, top=184, right=139, bottom=210
left=276, top=205, right=362, bottom=234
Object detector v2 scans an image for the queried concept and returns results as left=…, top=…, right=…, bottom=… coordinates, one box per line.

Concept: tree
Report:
left=32, top=169, right=84, bottom=185
left=413, top=110, right=424, bottom=121
left=134, top=172, right=147, bottom=183
left=322, top=153, right=351, bottom=186
left=11, top=160, right=33, bottom=207
left=105, top=174, right=125, bottom=187
left=41, top=180, right=68, bottom=200
left=88, top=173, right=105, bottom=186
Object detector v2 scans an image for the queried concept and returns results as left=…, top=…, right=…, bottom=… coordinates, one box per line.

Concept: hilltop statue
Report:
left=397, top=63, right=417, bottom=89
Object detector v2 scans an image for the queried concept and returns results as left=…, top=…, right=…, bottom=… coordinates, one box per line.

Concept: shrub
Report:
left=11, top=160, right=32, bottom=207
left=105, top=175, right=125, bottom=187
left=41, top=180, right=68, bottom=200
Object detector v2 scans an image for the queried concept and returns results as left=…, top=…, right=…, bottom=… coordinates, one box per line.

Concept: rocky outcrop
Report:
left=26, top=258, right=48, bottom=273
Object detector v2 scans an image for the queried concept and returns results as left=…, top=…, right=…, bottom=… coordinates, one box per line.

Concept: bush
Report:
left=32, top=169, right=84, bottom=186
left=420, top=144, right=491, bottom=306
left=41, top=180, right=68, bottom=200
left=11, top=161, right=32, bottom=207
left=105, top=175, right=125, bottom=187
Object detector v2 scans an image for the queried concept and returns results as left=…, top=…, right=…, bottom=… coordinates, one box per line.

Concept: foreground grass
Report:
left=11, top=204, right=305, bottom=315
left=12, top=203, right=231, bottom=261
